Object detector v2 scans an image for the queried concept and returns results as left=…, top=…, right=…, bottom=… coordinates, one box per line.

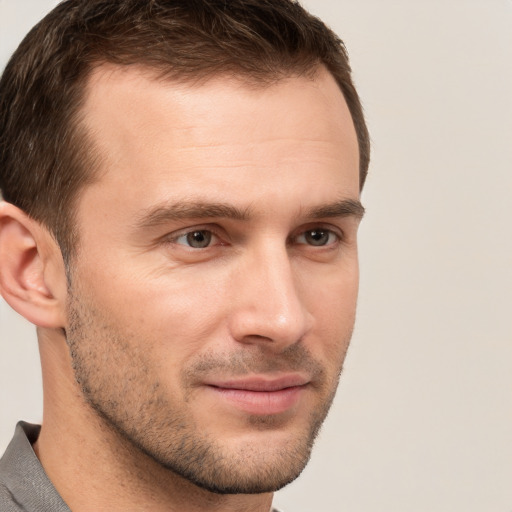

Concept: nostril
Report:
left=242, top=334, right=273, bottom=343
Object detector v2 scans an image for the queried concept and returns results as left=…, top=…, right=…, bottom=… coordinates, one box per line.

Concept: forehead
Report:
left=77, top=64, right=359, bottom=218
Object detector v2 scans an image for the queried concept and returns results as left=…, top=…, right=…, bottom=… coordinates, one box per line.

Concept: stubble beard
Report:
left=65, top=285, right=348, bottom=495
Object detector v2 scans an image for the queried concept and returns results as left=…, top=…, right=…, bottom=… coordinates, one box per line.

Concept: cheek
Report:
left=303, top=258, right=359, bottom=314
left=301, top=265, right=358, bottom=358
left=97, top=269, right=232, bottom=363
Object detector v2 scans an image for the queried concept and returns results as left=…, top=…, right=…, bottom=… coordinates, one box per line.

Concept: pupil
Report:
left=187, top=231, right=211, bottom=248
left=306, top=230, right=328, bottom=246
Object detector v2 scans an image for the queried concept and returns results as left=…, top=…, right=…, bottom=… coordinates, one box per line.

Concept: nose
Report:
left=228, top=243, right=314, bottom=350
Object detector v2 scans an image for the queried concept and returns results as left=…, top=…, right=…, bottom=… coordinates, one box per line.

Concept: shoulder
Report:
left=0, top=422, right=40, bottom=512
left=0, top=482, right=25, bottom=511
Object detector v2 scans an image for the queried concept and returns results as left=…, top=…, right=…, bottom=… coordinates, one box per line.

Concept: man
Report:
left=0, top=0, right=369, bottom=510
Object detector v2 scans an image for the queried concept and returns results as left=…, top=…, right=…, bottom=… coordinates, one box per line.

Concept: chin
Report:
left=163, top=442, right=314, bottom=495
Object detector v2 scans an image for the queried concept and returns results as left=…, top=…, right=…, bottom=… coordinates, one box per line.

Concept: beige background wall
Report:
left=1, top=1, right=511, bottom=510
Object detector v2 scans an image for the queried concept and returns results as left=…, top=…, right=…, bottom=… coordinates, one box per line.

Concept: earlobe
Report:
left=0, top=202, right=67, bottom=328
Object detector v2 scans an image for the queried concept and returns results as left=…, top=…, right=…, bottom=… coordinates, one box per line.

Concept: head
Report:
left=0, top=0, right=369, bottom=261
left=0, top=0, right=369, bottom=499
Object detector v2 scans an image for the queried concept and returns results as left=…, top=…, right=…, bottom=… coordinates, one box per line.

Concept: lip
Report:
left=205, top=374, right=310, bottom=415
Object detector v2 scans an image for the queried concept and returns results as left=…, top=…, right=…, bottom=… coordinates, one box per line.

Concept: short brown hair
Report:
left=0, top=0, right=370, bottom=260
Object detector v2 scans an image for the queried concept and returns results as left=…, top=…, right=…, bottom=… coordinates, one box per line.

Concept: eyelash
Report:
left=167, top=225, right=343, bottom=250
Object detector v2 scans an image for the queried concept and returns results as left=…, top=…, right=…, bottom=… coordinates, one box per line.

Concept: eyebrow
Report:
left=134, top=198, right=364, bottom=230
left=306, top=198, right=365, bottom=220
left=134, top=201, right=251, bottom=230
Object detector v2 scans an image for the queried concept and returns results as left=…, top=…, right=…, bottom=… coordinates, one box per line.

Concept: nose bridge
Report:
left=229, top=240, right=312, bottom=346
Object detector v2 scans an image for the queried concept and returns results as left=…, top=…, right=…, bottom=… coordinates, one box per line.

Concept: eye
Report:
left=174, top=230, right=217, bottom=248
left=296, top=228, right=339, bottom=247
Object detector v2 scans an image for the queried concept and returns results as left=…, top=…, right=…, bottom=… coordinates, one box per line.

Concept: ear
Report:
left=0, top=202, right=67, bottom=328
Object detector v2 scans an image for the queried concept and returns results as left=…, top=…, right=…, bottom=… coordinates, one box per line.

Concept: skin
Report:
left=0, top=65, right=362, bottom=512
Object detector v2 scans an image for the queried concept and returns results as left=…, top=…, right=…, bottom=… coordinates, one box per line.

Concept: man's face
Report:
left=65, top=65, right=362, bottom=494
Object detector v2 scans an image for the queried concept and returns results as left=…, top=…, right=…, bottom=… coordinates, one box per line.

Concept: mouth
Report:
left=204, top=375, right=310, bottom=415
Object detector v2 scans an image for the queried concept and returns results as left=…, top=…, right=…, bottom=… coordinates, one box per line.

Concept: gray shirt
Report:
left=0, top=422, right=284, bottom=512
left=0, top=422, right=70, bottom=511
